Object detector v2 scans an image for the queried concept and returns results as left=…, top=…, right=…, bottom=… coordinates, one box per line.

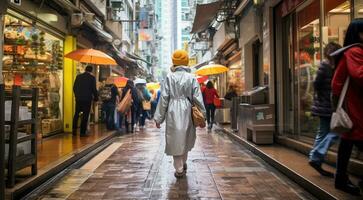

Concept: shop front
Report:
left=274, top=0, right=362, bottom=141
left=2, top=10, right=64, bottom=138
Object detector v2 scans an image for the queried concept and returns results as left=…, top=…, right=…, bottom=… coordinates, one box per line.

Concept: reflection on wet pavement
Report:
left=39, top=123, right=315, bottom=200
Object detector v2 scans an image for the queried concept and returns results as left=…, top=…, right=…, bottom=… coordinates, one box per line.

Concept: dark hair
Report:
left=324, top=42, right=341, bottom=59
left=126, top=80, right=134, bottom=88
left=343, top=18, right=363, bottom=47
left=206, top=81, right=214, bottom=89
left=85, top=65, right=93, bottom=72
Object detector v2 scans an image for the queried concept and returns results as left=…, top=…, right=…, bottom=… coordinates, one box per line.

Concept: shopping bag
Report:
left=213, top=97, right=222, bottom=108
left=142, top=100, right=151, bottom=110
left=187, top=92, right=206, bottom=128
left=118, top=90, right=132, bottom=114
left=330, top=77, right=353, bottom=134
left=191, top=104, right=206, bottom=128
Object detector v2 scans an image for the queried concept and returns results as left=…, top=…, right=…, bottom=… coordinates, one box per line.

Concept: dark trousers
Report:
left=104, top=102, right=116, bottom=130
left=205, top=104, right=216, bottom=125
left=73, top=100, right=92, bottom=135
left=139, top=110, right=148, bottom=126
left=336, top=138, right=363, bottom=182
left=119, top=107, right=136, bottom=133
left=125, top=108, right=136, bottom=132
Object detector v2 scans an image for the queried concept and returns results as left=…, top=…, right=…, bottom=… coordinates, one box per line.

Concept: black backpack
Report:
left=99, top=85, right=112, bottom=101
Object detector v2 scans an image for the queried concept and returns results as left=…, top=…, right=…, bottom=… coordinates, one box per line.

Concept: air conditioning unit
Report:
left=71, top=13, right=83, bottom=27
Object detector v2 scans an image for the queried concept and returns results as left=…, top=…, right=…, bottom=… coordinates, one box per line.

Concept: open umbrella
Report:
left=114, top=77, right=128, bottom=88
left=196, top=75, right=208, bottom=83
left=195, top=64, right=228, bottom=76
left=65, top=48, right=117, bottom=65
left=134, top=78, right=147, bottom=85
left=146, top=82, right=160, bottom=90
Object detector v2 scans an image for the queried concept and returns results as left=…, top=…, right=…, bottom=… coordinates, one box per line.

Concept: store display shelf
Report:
left=5, top=135, right=35, bottom=144
left=5, top=119, right=36, bottom=126
left=14, top=154, right=36, bottom=171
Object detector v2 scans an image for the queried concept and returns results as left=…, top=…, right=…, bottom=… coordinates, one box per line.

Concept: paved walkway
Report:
left=39, top=124, right=315, bottom=200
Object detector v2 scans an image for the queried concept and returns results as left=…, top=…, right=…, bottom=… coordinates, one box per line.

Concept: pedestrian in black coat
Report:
left=72, top=65, right=98, bottom=136
left=309, top=42, right=341, bottom=177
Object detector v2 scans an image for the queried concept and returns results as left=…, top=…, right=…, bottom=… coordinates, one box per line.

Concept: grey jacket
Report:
left=154, top=66, right=206, bottom=156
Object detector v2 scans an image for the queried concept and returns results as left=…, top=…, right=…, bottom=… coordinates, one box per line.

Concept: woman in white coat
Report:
left=154, top=49, right=206, bottom=178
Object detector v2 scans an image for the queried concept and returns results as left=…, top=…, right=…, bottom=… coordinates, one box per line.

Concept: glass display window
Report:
left=3, top=14, right=64, bottom=137
left=354, top=0, right=363, bottom=18
left=296, top=0, right=321, bottom=138
left=323, top=0, right=351, bottom=46
left=227, top=60, right=244, bottom=95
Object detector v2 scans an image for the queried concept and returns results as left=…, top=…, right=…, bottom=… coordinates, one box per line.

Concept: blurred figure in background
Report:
left=309, top=42, right=341, bottom=177
left=100, top=76, right=119, bottom=130
left=202, top=81, right=219, bottom=130
left=121, top=80, right=139, bottom=133
left=136, top=84, right=151, bottom=130
left=224, top=84, right=238, bottom=101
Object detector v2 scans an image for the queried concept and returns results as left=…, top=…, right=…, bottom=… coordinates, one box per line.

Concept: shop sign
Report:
left=10, top=0, right=21, bottom=6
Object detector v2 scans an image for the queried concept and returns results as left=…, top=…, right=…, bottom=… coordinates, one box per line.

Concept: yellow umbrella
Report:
left=195, top=64, right=228, bottom=76
left=65, top=48, right=117, bottom=65
left=146, top=82, right=160, bottom=90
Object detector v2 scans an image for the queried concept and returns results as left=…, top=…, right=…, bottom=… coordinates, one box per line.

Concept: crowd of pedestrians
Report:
left=70, top=19, right=363, bottom=195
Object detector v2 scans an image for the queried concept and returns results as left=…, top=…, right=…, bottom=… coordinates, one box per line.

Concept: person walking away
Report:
left=121, top=80, right=139, bottom=133
left=154, top=49, right=206, bottom=178
left=72, top=65, right=98, bottom=137
left=100, top=77, right=119, bottom=130
left=136, top=84, right=151, bottom=130
left=203, top=81, right=219, bottom=130
left=309, top=42, right=341, bottom=177
left=150, top=89, right=158, bottom=119
left=224, top=84, right=238, bottom=101
left=331, top=19, right=363, bottom=196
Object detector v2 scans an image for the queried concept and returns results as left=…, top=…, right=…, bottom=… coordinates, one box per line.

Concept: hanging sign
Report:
left=11, top=0, right=21, bottom=6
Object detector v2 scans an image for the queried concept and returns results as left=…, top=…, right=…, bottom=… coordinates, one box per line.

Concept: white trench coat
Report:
left=154, top=66, right=206, bottom=156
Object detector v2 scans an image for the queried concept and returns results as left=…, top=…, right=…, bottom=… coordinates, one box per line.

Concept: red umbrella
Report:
left=197, top=75, right=208, bottom=83
left=114, top=77, right=128, bottom=87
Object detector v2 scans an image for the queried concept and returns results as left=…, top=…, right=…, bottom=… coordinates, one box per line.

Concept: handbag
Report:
left=142, top=100, right=151, bottom=110
left=213, top=97, right=222, bottom=108
left=118, top=90, right=132, bottom=114
left=187, top=90, right=206, bottom=128
left=330, top=77, right=353, bottom=134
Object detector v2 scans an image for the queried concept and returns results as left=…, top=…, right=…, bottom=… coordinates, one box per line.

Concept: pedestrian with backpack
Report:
left=100, top=76, right=119, bottom=130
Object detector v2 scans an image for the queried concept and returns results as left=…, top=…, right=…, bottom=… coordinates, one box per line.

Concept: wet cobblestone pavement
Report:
left=39, top=124, right=315, bottom=200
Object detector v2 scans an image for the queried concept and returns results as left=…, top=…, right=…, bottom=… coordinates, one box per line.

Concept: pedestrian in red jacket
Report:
left=331, top=18, right=363, bottom=196
left=202, top=81, right=219, bottom=130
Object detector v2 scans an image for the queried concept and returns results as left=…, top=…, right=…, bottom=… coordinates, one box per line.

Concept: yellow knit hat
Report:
left=172, top=49, right=189, bottom=66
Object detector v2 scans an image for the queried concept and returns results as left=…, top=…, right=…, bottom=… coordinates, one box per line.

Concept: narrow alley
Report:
left=39, top=124, right=314, bottom=200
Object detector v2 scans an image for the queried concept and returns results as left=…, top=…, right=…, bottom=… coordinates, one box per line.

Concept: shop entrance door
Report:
left=281, top=15, right=298, bottom=136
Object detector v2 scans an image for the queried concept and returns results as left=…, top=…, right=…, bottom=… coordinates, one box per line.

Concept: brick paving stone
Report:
left=39, top=123, right=316, bottom=200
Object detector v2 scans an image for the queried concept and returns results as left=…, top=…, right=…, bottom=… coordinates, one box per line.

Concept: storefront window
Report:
left=354, top=0, right=363, bottom=18
left=323, top=0, right=351, bottom=46
left=296, top=0, right=321, bottom=138
left=227, top=59, right=244, bottom=95
left=3, top=14, right=64, bottom=137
